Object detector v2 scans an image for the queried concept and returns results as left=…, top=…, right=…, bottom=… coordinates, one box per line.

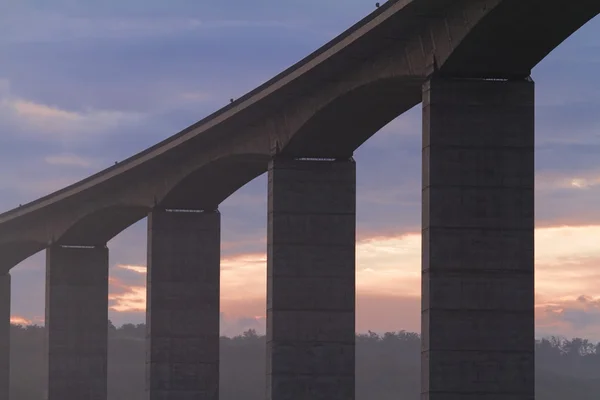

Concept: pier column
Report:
left=0, top=273, right=9, bottom=400
left=421, top=77, right=535, bottom=399
left=146, top=208, right=220, bottom=400
left=46, top=244, right=109, bottom=400
left=267, top=157, right=356, bottom=400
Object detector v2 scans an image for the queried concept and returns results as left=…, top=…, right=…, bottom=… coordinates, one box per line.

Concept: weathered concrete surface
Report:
left=421, top=77, right=535, bottom=399
left=46, top=245, right=109, bottom=400
left=267, top=158, right=356, bottom=400
left=0, top=273, right=9, bottom=400
left=146, top=209, right=220, bottom=400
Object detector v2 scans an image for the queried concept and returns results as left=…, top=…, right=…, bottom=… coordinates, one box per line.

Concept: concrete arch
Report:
left=280, top=0, right=599, bottom=158
left=0, top=0, right=596, bottom=270
left=157, top=153, right=271, bottom=210
left=0, top=241, right=46, bottom=273
left=438, top=0, right=600, bottom=77
left=280, top=77, right=422, bottom=158
left=55, top=205, right=150, bottom=246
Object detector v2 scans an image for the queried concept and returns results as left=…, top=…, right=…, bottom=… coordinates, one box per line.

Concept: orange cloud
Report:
left=99, top=225, right=600, bottom=337
left=12, top=99, right=80, bottom=121
left=108, top=266, right=146, bottom=313
left=535, top=225, right=600, bottom=299
left=109, top=285, right=146, bottom=312
left=356, top=234, right=420, bottom=297
left=221, top=253, right=266, bottom=301
left=536, top=295, right=600, bottom=339
left=10, top=315, right=43, bottom=325
left=118, top=264, right=146, bottom=274
left=10, top=315, right=32, bottom=325
left=2, top=93, right=144, bottom=140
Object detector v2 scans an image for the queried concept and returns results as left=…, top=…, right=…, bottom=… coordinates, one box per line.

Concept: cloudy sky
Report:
left=2, top=1, right=600, bottom=339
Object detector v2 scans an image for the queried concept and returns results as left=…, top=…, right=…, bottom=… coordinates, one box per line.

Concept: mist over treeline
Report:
left=9, top=323, right=600, bottom=399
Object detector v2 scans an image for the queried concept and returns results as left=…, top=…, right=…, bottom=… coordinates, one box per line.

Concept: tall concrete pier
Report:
left=266, top=158, right=356, bottom=400
left=421, top=77, right=535, bottom=399
left=46, top=245, right=109, bottom=400
left=146, top=209, right=221, bottom=400
left=0, top=273, right=9, bottom=400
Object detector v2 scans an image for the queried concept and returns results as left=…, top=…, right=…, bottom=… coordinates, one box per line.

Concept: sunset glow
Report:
left=3, top=8, right=600, bottom=343
left=32, top=224, right=590, bottom=337
left=10, top=315, right=31, bottom=325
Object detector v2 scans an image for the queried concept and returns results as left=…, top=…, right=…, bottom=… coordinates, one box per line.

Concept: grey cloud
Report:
left=220, top=313, right=265, bottom=337
left=110, top=266, right=146, bottom=292
left=562, top=309, right=600, bottom=330
left=543, top=296, right=600, bottom=330
left=3, top=0, right=372, bottom=27
left=109, top=311, right=145, bottom=327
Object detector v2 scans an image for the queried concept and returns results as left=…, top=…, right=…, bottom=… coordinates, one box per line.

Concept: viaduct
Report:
left=1, top=0, right=599, bottom=399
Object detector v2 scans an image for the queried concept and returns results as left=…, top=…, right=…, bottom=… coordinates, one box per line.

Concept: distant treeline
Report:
left=9, top=323, right=600, bottom=400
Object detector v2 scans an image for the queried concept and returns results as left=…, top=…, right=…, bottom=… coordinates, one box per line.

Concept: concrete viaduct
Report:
left=1, top=0, right=599, bottom=399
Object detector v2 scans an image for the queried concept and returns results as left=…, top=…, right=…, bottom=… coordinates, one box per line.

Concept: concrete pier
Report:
left=0, top=273, right=9, bottom=400
left=146, top=208, right=220, bottom=400
left=421, top=77, right=535, bottom=399
left=46, top=245, right=109, bottom=400
left=267, top=157, right=356, bottom=400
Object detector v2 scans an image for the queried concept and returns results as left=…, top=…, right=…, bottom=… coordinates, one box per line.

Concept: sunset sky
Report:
left=2, top=2, right=600, bottom=339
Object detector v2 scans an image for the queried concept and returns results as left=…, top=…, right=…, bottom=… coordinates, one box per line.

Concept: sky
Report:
left=1, top=1, right=600, bottom=339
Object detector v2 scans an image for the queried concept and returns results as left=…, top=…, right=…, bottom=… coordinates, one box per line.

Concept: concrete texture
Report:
left=0, top=273, right=9, bottom=400
left=45, top=245, right=109, bottom=400
left=146, top=208, right=220, bottom=400
left=267, top=158, right=356, bottom=400
left=421, top=77, right=535, bottom=399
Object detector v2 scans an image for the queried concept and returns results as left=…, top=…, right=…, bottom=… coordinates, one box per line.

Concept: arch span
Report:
left=439, top=0, right=600, bottom=77
left=281, top=78, right=422, bottom=158
left=158, top=153, right=271, bottom=210
left=0, top=241, right=46, bottom=274
left=56, top=205, right=150, bottom=246
left=0, top=0, right=596, bottom=271
left=280, top=0, right=599, bottom=158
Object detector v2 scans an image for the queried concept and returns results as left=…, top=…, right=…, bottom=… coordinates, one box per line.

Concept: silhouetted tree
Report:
left=8, top=323, right=600, bottom=400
